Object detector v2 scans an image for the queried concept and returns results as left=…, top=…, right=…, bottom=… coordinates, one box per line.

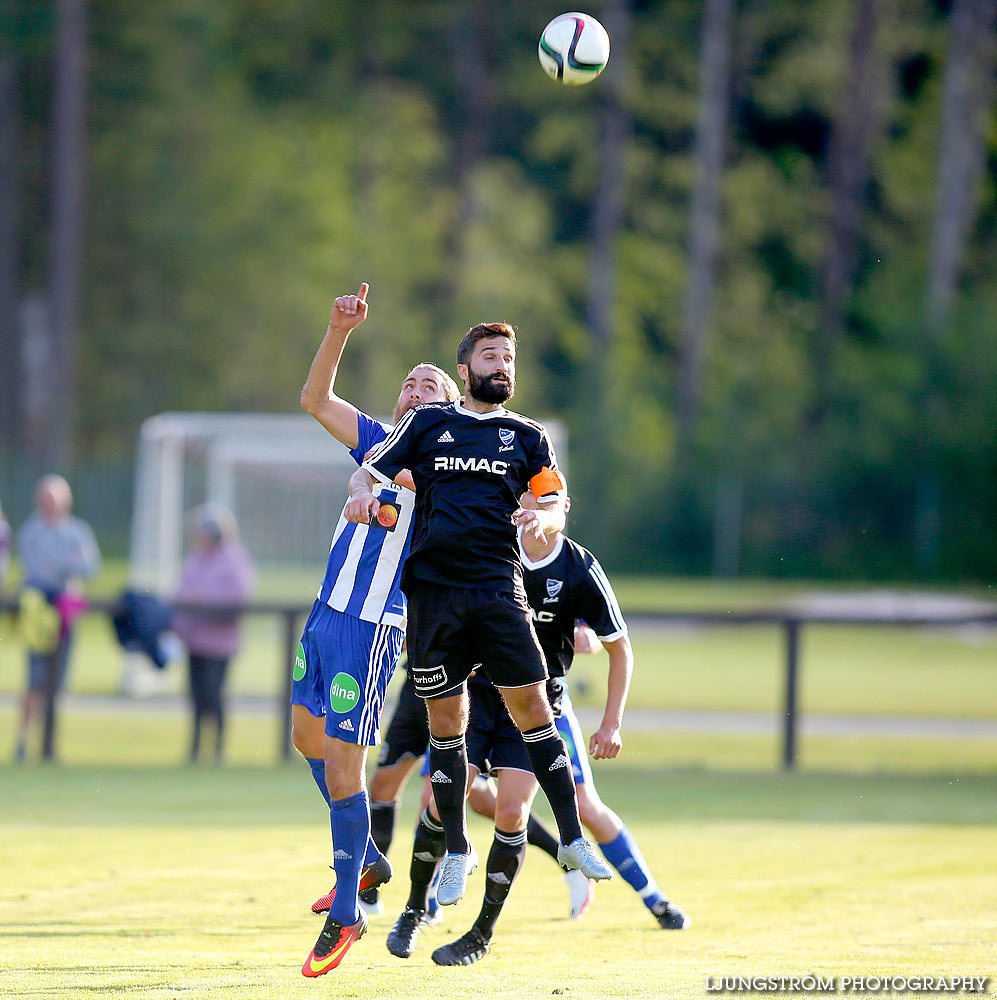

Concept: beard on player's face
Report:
left=467, top=364, right=515, bottom=404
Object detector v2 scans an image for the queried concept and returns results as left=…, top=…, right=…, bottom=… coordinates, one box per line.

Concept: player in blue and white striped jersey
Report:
left=293, top=283, right=459, bottom=978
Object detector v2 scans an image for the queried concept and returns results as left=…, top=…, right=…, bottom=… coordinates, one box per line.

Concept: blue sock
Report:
left=306, top=757, right=331, bottom=806
left=363, top=834, right=381, bottom=867
left=328, top=791, right=371, bottom=925
left=599, top=827, right=666, bottom=910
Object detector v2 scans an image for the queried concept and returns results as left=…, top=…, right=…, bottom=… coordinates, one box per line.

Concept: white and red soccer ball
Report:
left=538, top=11, right=611, bottom=86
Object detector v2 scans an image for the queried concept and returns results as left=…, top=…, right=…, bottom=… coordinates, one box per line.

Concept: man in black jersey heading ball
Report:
left=354, top=322, right=612, bottom=908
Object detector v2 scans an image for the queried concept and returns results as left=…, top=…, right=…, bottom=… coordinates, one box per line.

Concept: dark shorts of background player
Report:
left=405, top=579, right=548, bottom=700
left=466, top=675, right=533, bottom=774
left=377, top=669, right=430, bottom=768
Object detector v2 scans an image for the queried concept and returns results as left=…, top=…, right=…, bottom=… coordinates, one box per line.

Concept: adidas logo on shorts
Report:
left=430, top=770, right=452, bottom=784
left=339, top=718, right=355, bottom=731
left=437, top=430, right=455, bottom=443
left=548, top=754, right=570, bottom=771
left=334, top=849, right=352, bottom=860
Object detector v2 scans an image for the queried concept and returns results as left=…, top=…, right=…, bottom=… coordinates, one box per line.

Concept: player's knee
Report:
left=577, top=791, right=601, bottom=826
left=426, top=698, right=467, bottom=738
left=369, top=765, right=403, bottom=801
left=506, top=689, right=552, bottom=732
left=290, top=724, right=321, bottom=759
left=493, top=801, right=529, bottom=832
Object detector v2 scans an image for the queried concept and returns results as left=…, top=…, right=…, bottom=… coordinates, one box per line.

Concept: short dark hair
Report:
left=457, top=323, right=517, bottom=368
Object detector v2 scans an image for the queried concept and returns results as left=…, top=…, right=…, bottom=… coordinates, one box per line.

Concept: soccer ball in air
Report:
left=538, top=12, right=610, bottom=86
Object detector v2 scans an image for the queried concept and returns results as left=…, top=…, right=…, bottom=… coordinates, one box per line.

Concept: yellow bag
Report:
left=19, top=588, right=61, bottom=654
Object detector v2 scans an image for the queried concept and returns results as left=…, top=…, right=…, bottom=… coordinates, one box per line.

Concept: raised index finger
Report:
left=357, top=282, right=369, bottom=303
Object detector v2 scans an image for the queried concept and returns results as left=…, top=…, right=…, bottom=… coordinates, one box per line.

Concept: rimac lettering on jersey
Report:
left=363, top=400, right=562, bottom=593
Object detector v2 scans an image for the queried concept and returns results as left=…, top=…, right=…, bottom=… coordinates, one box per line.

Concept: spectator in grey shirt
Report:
left=14, top=474, right=101, bottom=763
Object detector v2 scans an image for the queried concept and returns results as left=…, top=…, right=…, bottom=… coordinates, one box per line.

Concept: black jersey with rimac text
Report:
left=521, top=532, right=627, bottom=677
left=363, top=399, right=559, bottom=593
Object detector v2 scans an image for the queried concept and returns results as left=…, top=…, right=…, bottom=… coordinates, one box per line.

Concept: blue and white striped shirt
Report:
left=316, top=412, right=413, bottom=630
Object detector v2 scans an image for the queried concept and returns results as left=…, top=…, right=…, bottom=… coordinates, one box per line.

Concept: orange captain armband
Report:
left=529, top=466, right=567, bottom=504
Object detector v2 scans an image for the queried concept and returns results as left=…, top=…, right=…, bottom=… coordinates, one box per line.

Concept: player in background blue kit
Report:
left=293, top=283, right=459, bottom=977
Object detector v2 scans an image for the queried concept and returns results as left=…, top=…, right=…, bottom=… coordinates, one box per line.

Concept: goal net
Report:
left=129, top=411, right=567, bottom=595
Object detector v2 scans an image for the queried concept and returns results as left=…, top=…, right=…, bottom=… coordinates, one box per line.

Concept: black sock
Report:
left=428, top=734, right=470, bottom=854
left=369, top=799, right=398, bottom=856
left=520, top=723, right=583, bottom=845
left=473, top=828, right=527, bottom=940
left=406, top=807, right=447, bottom=911
left=526, top=812, right=560, bottom=862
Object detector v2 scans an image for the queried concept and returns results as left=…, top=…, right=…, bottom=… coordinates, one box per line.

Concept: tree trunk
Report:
left=450, top=0, right=493, bottom=265
left=0, top=40, right=20, bottom=471
left=809, top=0, right=884, bottom=429
left=676, top=0, right=735, bottom=437
left=577, top=0, right=632, bottom=547
left=917, top=0, right=996, bottom=575
left=925, top=0, right=997, bottom=335
left=46, top=0, right=87, bottom=469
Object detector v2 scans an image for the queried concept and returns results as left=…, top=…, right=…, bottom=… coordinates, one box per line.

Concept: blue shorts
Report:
left=554, top=683, right=593, bottom=786
left=290, top=601, right=404, bottom=747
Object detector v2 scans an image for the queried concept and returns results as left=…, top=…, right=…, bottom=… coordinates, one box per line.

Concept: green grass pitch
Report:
left=1, top=571, right=994, bottom=996
left=2, top=723, right=995, bottom=1000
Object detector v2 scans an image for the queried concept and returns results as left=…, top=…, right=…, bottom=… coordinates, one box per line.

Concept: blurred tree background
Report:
left=1, top=0, right=995, bottom=581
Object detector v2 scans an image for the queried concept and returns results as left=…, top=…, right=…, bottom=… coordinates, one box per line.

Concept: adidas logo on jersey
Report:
left=430, top=770, right=452, bottom=784
left=437, top=430, right=455, bottom=443
left=333, top=849, right=352, bottom=860
left=548, top=754, right=570, bottom=771
left=338, top=718, right=355, bottom=731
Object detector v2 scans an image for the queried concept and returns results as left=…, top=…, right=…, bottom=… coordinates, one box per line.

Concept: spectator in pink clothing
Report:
left=172, top=504, right=254, bottom=764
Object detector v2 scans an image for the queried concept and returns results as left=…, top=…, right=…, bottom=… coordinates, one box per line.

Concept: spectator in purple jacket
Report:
left=172, top=503, right=254, bottom=764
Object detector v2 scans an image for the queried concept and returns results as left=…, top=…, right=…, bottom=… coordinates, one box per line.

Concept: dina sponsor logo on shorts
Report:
left=292, top=642, right=307, bottom=681
left=329, top=672, right=362, bottom=714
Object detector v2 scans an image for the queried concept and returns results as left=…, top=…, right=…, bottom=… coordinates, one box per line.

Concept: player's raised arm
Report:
left=300, top=282, right=370, bottom=448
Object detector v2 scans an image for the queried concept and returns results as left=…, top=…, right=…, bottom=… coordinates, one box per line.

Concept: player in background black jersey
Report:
left=349, top=322, right=612, bottom=909
left=516, top=492, right=690, bottom=929
left=427, top=492, right=689, bottom=966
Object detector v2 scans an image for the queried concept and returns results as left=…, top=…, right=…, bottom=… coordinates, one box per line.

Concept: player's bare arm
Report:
left=513, top=474, right=568, bottom=541
left=300, top=282, right=370, bottom=447
left=344, top=467, right=380, bottom=523
left=574, top=623, right=601, bottom=655
left=511, top=496, right=566, bottom=540
left=588, top=633, right=633, bottom=760
left=343, top=467, right=416, bottom=524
